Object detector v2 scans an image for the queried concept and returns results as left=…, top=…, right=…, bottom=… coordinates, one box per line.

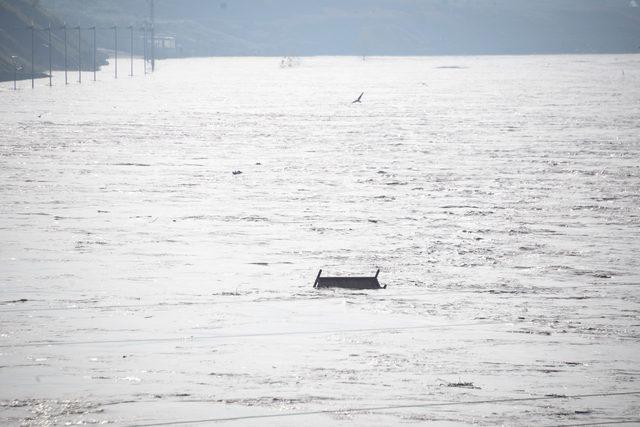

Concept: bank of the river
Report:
left=0, top=0, right=107, bottom=82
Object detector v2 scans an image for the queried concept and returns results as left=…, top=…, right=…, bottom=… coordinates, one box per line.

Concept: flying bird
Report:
left=352, top=92, right=364, bottom=103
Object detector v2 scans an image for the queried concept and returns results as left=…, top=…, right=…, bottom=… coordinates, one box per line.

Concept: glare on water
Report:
left=1, top=55, right=639, bottom=425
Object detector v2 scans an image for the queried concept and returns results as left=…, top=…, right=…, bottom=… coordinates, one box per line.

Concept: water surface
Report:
left=1, top=55, right=639, bottom=425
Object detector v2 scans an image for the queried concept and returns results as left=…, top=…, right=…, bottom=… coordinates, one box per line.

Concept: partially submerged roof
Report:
left=313, top=269, right=385, bottom=289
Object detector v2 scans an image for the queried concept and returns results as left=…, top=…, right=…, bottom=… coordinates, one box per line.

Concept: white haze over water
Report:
left=1, top=55, right=639, bottom=425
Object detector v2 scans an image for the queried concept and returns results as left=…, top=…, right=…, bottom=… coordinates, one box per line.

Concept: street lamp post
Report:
left=48, top=24, right=52, bottom=86
left=130, top=25, right=134, bottom=77
left=150, top=0, right=155, bottom=72
left=92, top=26, right=97, bottom=81
left=64, top=24, right=68, bottom=85
left=143, top=25, right=147, bottom=75
left=77, top=26, right=82, bottom=83
left=114, top=26, right=118, bottom=79
left=31, top=25, right=35, bottom=89
left=11, top=55, right=18, bottom=90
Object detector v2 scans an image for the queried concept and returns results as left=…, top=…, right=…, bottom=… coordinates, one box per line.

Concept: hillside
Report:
left=38, top=0, right=640, bottom=57
left=0, top=0, right=107, bottom=82
left=2, top=0, right=639, bottom=81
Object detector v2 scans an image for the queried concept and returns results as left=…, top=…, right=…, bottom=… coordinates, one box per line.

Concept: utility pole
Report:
left=150, top=0, right=155, bottom=72
left=64, top=24, right=68, bottom=85
left=114, top=26, right=118, bottom=79
left=31, top=24, right=35, bottom=89
left=48, top=24, right=52, bottom=86
left=77, top=26, right=81, bottom=83
left=130, top=25, right=134, bottom=77
left=92, top=26, right=96, bottom=81
left=143, top=25, right=147, bottom=74
left=11, top=55, right=18, bottom=90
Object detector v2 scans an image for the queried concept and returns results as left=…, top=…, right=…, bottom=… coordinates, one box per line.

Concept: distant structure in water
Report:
left=279, top=56, right=300, bottom=68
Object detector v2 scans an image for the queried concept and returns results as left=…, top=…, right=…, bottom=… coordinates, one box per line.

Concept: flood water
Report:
left=1, top=55, right=639, bottom=425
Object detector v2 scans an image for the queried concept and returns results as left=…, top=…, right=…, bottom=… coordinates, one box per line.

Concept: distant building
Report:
left=153, top=36, right=177, bottom=57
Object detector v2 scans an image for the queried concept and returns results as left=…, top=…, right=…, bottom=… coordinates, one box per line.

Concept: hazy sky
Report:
left=39, top=0, right=640, bottom=55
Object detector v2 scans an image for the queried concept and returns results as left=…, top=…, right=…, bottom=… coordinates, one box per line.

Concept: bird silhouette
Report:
left=352, top=92, right=364, bottom=103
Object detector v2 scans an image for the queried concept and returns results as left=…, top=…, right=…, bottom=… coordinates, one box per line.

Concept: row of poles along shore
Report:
left=8, top=23, right=156, bottom=90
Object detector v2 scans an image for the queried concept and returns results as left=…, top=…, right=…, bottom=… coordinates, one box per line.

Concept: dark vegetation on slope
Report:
left=2, top=0, right=639, bottom=81
left=0, top=0, right=107, bottom=82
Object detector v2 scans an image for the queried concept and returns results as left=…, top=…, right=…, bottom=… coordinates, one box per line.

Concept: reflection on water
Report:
left=1, top=55, right=639, bottom=425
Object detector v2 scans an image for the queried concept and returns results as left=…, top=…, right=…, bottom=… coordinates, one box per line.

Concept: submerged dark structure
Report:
left=313, top=269, right=386, bottom=289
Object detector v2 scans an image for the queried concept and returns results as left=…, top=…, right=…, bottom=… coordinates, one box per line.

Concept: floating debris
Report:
left=440, top=379, right=480, bottom=389
left=313, top=269, right=386, bottom=289
left=0, top=298, right=28, bottom=305
left=232, top=170, right=243, bottom=175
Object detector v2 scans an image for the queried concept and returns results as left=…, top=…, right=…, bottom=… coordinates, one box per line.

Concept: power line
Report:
left=126, top=391, right=640, bottom=426
left=3, top=22, right=154, bottom=89
left=2, top=25, right=149, bottom=31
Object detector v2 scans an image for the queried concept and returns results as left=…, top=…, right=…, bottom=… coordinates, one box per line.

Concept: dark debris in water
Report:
left=592, top=272, right=613, bottom=279
left=216, top=291, right=242, bottom=296
left=439, top=379, right=480, bottom=389
left=508, top=329, right=552, bottom=336
left=0, top=298, right=28, bottom=305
